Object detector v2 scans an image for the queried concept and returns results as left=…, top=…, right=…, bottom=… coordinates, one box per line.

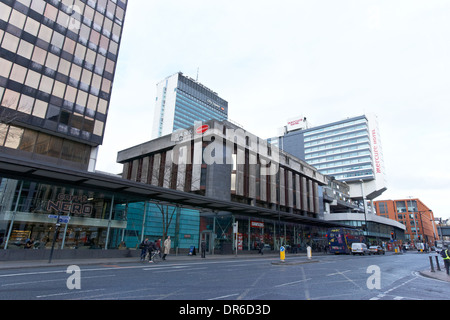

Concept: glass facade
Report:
left=0, top=176, right=127, bottom=250
left=0, top=0, right=127, bottom=169
left=304, top=117, right=374, bottom=180
left=153, top=72, right=228, bottom=138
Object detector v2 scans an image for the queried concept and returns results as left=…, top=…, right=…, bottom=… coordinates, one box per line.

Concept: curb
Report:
left=271, top=259, right=320, bottom=266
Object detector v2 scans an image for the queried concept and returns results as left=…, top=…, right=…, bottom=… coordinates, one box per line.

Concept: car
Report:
left=351, top=243, right=370, bottom=255
left=369, top=245, right=385, bottom=255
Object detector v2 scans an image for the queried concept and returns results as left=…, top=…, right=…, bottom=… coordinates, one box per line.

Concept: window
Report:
left=32, top=99, right=48, bottom=118
left=24, top=17, right=40, bottom=36
left=45, top=53, right=59, bottom=71
left=378, top=202, right=387, bottom=214
left=1, top=89, right=20, bottom=109
left=0, top=3, right=11, bottom=22
left=0, top=58, right=13, bottom=78
left=9, top=10, right=27, bottom=29
left=44, top=4, right=58, bottom=21
left=64, top=85, right=77, bottom=103
left=30, top=0, right=46, bottom=14
left=32, top=46, right=47, bottom=65
left=17, top=40, right=34, bottom=59
left=38, top=25, right=53, bottom=43
left=39, top=76, right=54, bottom=94
left=18, top=94, right=34, bottom=114
left=2, top=33, right=20, bottom=53
left=25, top=70, right=41, bottom=89
left=4, top=126, right=24, bottom=148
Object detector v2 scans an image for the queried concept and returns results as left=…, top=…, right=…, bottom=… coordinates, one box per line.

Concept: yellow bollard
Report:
left=280, top=246, right=285, bottom=262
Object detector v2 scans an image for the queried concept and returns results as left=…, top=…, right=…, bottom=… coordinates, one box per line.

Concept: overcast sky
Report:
left=96, top=0, right=450, bottom=220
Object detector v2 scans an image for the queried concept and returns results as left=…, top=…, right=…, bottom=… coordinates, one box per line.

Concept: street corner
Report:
left=418, top=269, right=450, bottom=282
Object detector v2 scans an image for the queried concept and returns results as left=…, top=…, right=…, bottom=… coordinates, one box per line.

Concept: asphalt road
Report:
left=0, top=252, right=448, bottom=301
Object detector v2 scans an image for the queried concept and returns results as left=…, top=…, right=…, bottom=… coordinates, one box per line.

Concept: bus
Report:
left=327, top=228, right=365, bottom=254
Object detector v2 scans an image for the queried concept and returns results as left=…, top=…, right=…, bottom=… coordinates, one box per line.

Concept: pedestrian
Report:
left=201, top=240, right=206, bottom=258
left=139, top=238, right=149, bottom=261
left=25, top=238, right=34, bottom=249
left=441, top=247, right=450, bottom=275
left=163, top=236, right=171, bottom=260
left=156, top=238, right=162, bottom=258
left=258, top=242, right=264, bottom=255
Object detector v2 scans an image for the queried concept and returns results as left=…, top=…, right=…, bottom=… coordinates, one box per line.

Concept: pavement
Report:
left=1, top=251, right=449, bottom=283
left=0, top=251, right=291, bottom=270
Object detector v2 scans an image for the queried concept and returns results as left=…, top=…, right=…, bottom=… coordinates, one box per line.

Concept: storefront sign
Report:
left=238, top=233, right=243, bottom=251
left=46, top=193, right=93, bottom=217
left=251, top=221, right=264, bottom=228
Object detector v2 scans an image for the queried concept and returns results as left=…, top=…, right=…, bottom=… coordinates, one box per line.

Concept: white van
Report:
left=351, top=243, right=369, bottom=255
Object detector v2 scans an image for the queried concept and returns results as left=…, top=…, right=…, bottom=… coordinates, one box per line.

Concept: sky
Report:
left=96, top=0, right=450, bottom=220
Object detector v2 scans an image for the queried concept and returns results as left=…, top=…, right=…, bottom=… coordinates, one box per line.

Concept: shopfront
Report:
left=0, top=177, right=128, bottom=250
left=198, top=213, right=329, bottom=254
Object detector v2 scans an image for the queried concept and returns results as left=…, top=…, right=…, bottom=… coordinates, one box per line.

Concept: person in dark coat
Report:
left=139, top=238, right=150, bottom=261
left=201, top=240, right=206, bottom=258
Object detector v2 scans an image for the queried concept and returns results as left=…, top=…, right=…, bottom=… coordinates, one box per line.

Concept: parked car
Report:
left=369, top=245, right=385, bottom=255
left=351, top=243, right=370, bottom=255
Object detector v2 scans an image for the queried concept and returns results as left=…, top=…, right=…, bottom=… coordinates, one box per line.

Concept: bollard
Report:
left=429, top=256, right=435, bottom=272
left=280, top=246, right=285, bottom=262
left=435, top=256, right=441, bottom=271
left=307, top=246, right=312, bottom=260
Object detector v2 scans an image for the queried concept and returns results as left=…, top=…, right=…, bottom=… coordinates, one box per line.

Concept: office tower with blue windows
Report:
left=269, top=114, right=386, bottom=201
left=151, top=72, right=228, bottom=138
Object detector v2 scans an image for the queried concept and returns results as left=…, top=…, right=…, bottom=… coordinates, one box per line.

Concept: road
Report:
left=0, top=252, right=448, bottom=301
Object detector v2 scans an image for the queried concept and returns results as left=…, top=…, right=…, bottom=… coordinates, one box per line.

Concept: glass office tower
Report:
left=0, top=0, right=127, bottom=170
left=152, top=72, right=228, bottom=138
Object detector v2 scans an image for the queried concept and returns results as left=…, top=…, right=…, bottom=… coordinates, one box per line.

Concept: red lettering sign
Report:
left=196, top=125, right=209, bottom=134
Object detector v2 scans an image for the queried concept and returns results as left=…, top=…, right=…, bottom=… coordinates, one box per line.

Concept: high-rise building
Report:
left=0, top=0, right=127, bottom=171
left=151, top=72, right=228, bottom=138
left=269, top=114, right=387, bottom=201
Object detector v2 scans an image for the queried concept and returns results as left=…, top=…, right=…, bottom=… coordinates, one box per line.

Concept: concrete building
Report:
left=118, top=120, right=337, bottom=252
left=151, top=72, right=228, bottom=139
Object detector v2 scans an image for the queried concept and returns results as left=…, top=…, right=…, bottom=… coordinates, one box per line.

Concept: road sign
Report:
left=280, top=246, right=285, bottom=261
left=48, top=215, right=70, bottom=224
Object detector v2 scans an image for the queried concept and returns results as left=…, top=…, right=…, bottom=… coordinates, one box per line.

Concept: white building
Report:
left=269, top=114, right=387, bottom=201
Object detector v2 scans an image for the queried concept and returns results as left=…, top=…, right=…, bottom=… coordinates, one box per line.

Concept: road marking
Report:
left=275, top=278, right=312, bottom=288
left=2, top=274, right=115, bottom=287
left=208, top=293, right=240, bottom=300
left=36, top=288, right=105, bottom=299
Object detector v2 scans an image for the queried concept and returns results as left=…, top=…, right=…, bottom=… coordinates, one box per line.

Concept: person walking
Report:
left=139, top=238, right=150, bottom=261
left=441, top=247, right=450, bottom=275
left=155, top=238, right=162, bottom=258
left=163, top=236, right=171, bottom=261
left=201, top=240, right=206, bottom=258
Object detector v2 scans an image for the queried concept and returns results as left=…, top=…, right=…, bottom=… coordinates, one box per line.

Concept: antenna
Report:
left=196, top=67, right=199, bottom=81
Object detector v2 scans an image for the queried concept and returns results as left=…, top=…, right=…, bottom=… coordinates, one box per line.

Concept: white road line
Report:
left=275, top=278, right=312, bottom=288
left=36, top=289, right=105, bottom=299
left=208, top=293, right=240, bottom=300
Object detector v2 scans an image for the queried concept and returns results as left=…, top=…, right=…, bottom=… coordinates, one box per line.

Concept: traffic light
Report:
left=390, top=231, right=396, bottom=240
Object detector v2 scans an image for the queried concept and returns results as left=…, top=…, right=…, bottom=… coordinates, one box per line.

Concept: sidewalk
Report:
left=0, top=251, right=305, bottom=271
left=419, top=269, right=450, bottom=283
